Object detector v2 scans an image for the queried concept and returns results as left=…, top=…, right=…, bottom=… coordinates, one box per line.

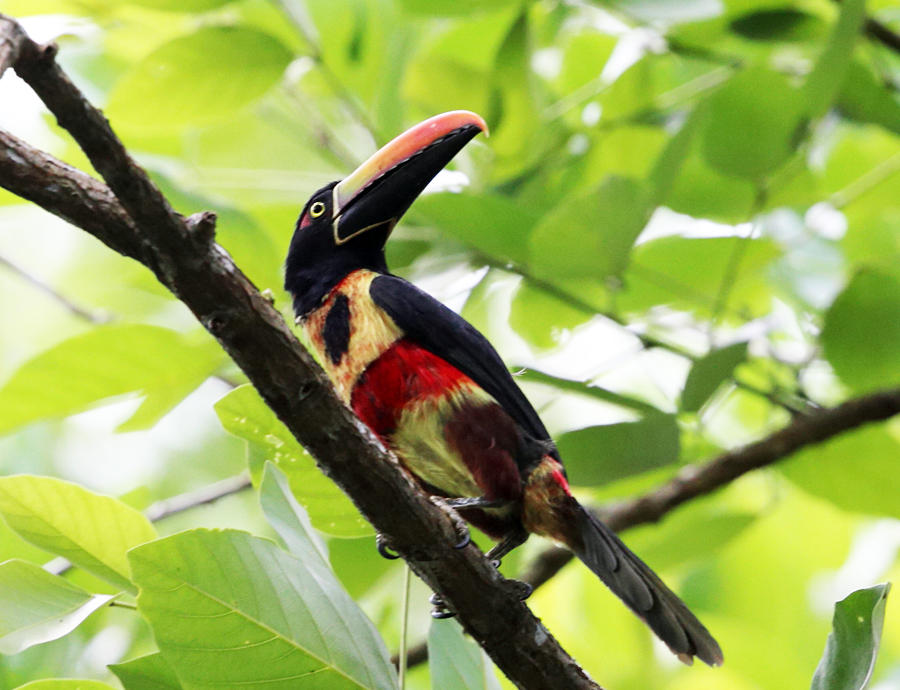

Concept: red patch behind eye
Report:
left=299, top=213, right=312, bottom=229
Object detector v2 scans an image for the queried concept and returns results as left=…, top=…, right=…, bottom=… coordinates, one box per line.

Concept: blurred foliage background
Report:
left=0, top=0, right=899, bottom=687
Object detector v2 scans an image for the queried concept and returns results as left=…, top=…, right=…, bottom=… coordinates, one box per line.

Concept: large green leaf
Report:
left=780, top=424, right=900, bottom=520
left=129, top=529, right=398, bottom=689
left=729, top=8, right=826, bottom=42
left=0, top=324, right=224, bottom=435
left=802, top=0, right=866, bottom=120
left=556, top=414, right=680, bottom=487
left=122, top=0, right=235, bottom=9
left=508, top=282, right=592, bottom=350
left=258, top=463, right=329, bottom=566
left=811, top=583, right=891, bottom=690
left=701, top=66, right=805, bottom=180
left=109, top=653, right=181, bottom=690
left=0, top=559, right=113, bottom=655
left=822, top=270, right=900, bottom=393
left=427, top=619, right=500, bottom=690
left=214, top=385, right=369, bottom=537
left=107, top=26, right=293, bottom=129
left=837, top=61, right=900, bottom=135
left=412, top=193, right=538, bottom=266
left=529, top=176, right=653, bottom=280
left=681, top=342, right=748, bottom=412
left=619, top=235, right=780, bottom=318
left=0, top=476, right=157, bottom=592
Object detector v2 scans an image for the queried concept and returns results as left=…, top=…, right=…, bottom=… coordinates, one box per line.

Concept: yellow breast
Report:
left=302, top=269, right=403, bottom=403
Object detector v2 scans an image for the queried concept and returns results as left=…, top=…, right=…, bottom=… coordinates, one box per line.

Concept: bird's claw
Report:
left=429, top=592, right=456, bottom=619
left=375, top=533, right=400, bottom=560
left=504, top=579, right=533, bottom=601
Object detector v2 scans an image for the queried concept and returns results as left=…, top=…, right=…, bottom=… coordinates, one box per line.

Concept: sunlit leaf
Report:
left=556, top=414, right=680, bottom=487
left=397, top=0, right=519, bottom=15
left=0, top=324, right=224, bottom=435
left=0, top=559, right=113, bottom=655
left=780, top=424, right=900, bottom=519
left=529, top=176, right=653, bottom=280
left=428, top=619, right=501, bottom=690
left=803, top=0, right=866, bottom=120
left=259, top=463, right=329, bottom=565
left=619, top=236, right=780, bottom=318
left=0, top=476, right=157, bottom=592
left=413, top=193, right=538, bottom=265
left=109, top=652, right=181, bottom=690
left=821, top=269, right=900, bottom=393
left=107, top=26, right=293, bottom=129
left=811, top=583, right=891, bottom=690
left=702, top=66, right=805, bottom=180
left=837, top=61, right=900, bottom=136
left=214, top=385, right=370, bottom=537
left=509, top=282, right=592, bottom=350
left=129, top=528, right=398, bottom=689
left=681, top=342, right=748, bottom=412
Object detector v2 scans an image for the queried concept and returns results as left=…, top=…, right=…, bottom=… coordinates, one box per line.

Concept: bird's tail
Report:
left=571, top=505, right=723, bottom=667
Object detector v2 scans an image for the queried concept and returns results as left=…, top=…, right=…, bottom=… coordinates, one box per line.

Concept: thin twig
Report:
left=0, top=253, right=109, bottom=324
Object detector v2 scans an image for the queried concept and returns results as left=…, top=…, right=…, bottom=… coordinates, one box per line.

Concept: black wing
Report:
left=370, top=274, right=556, bottom=454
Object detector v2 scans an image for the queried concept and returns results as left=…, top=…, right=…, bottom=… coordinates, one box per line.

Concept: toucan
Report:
left=284, top=110, right=723, bottom=667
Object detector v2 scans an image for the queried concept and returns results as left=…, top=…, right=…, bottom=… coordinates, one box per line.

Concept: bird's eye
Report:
left=309, top=201, right=326, bottom=218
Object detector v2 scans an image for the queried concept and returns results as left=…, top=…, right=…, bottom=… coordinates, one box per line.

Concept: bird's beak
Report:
left=331, top=110, right=487, bottom=245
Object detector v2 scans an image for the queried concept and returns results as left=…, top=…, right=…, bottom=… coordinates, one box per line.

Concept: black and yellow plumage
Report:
left=284, top=111, right=722, bottom=667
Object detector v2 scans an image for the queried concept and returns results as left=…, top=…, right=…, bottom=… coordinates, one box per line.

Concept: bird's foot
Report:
left=375, top=533, right=400, bottom=560
left=429, top=592, right=456, bottom=619
left=429, top=496, right=475, bottom=551
left=503, top=578, right=533, bottom=601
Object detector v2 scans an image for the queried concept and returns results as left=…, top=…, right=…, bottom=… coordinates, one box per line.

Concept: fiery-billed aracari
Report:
left=284, top=111, right=723, bottom=666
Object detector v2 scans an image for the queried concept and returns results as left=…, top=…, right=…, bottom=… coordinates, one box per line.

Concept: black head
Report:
left=284, top=111, right=487, bottom=318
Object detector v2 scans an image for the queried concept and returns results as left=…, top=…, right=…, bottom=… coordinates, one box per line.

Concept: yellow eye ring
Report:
left=309, top=201, right=326, bottom=218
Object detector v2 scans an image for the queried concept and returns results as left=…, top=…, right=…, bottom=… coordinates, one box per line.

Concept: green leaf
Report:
left=412, top=193, right=538, bottom=265
left=619, top=236, right=780, bottom=319
left=109, top=652, right=187, bottom=690
left=648, top=108, right=701, bottom=205
left=258, top=463, right=329, bottom=566
left=729, top=9, right=826, bottom=42
left=214, top=385, right=370, bottom=537
left=821, top=269, right=900, bottom=393
left=556, top=414, right=680, bottom=487
left=625, top=505, right=757, bottom=571
left=107, top=26, right=293, bottom=129
left=0, top=559, right=113, bottom=655
left=427, top=619, right=500, bottom=690
left=803, top=0, right=866, bottom=120
left=12, top=681, right=117, bottom=689
left=508, top=282, right=592, bottom=350
left=702, top=66, right=805, bottom=180
left=129, top=528, right=398, bottom=689
left=811, top=583, right=891, bottom=690
left=681, top=342, right=748, bottom=412
left=780, top=424, right=900, bottom=519
left=0, top=476, right=157, bottom=592
left=837, top=61, right=900, bottom=138
left=0, top=324, right=224, bottom=435
left=529, top=176, right=653, bottom=280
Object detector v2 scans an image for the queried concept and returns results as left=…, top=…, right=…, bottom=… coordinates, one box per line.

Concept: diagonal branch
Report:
left=0, top=14, right=599, bottom=689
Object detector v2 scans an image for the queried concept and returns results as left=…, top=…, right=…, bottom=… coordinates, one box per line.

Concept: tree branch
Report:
left=0, top=14, right=599, bottom=689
